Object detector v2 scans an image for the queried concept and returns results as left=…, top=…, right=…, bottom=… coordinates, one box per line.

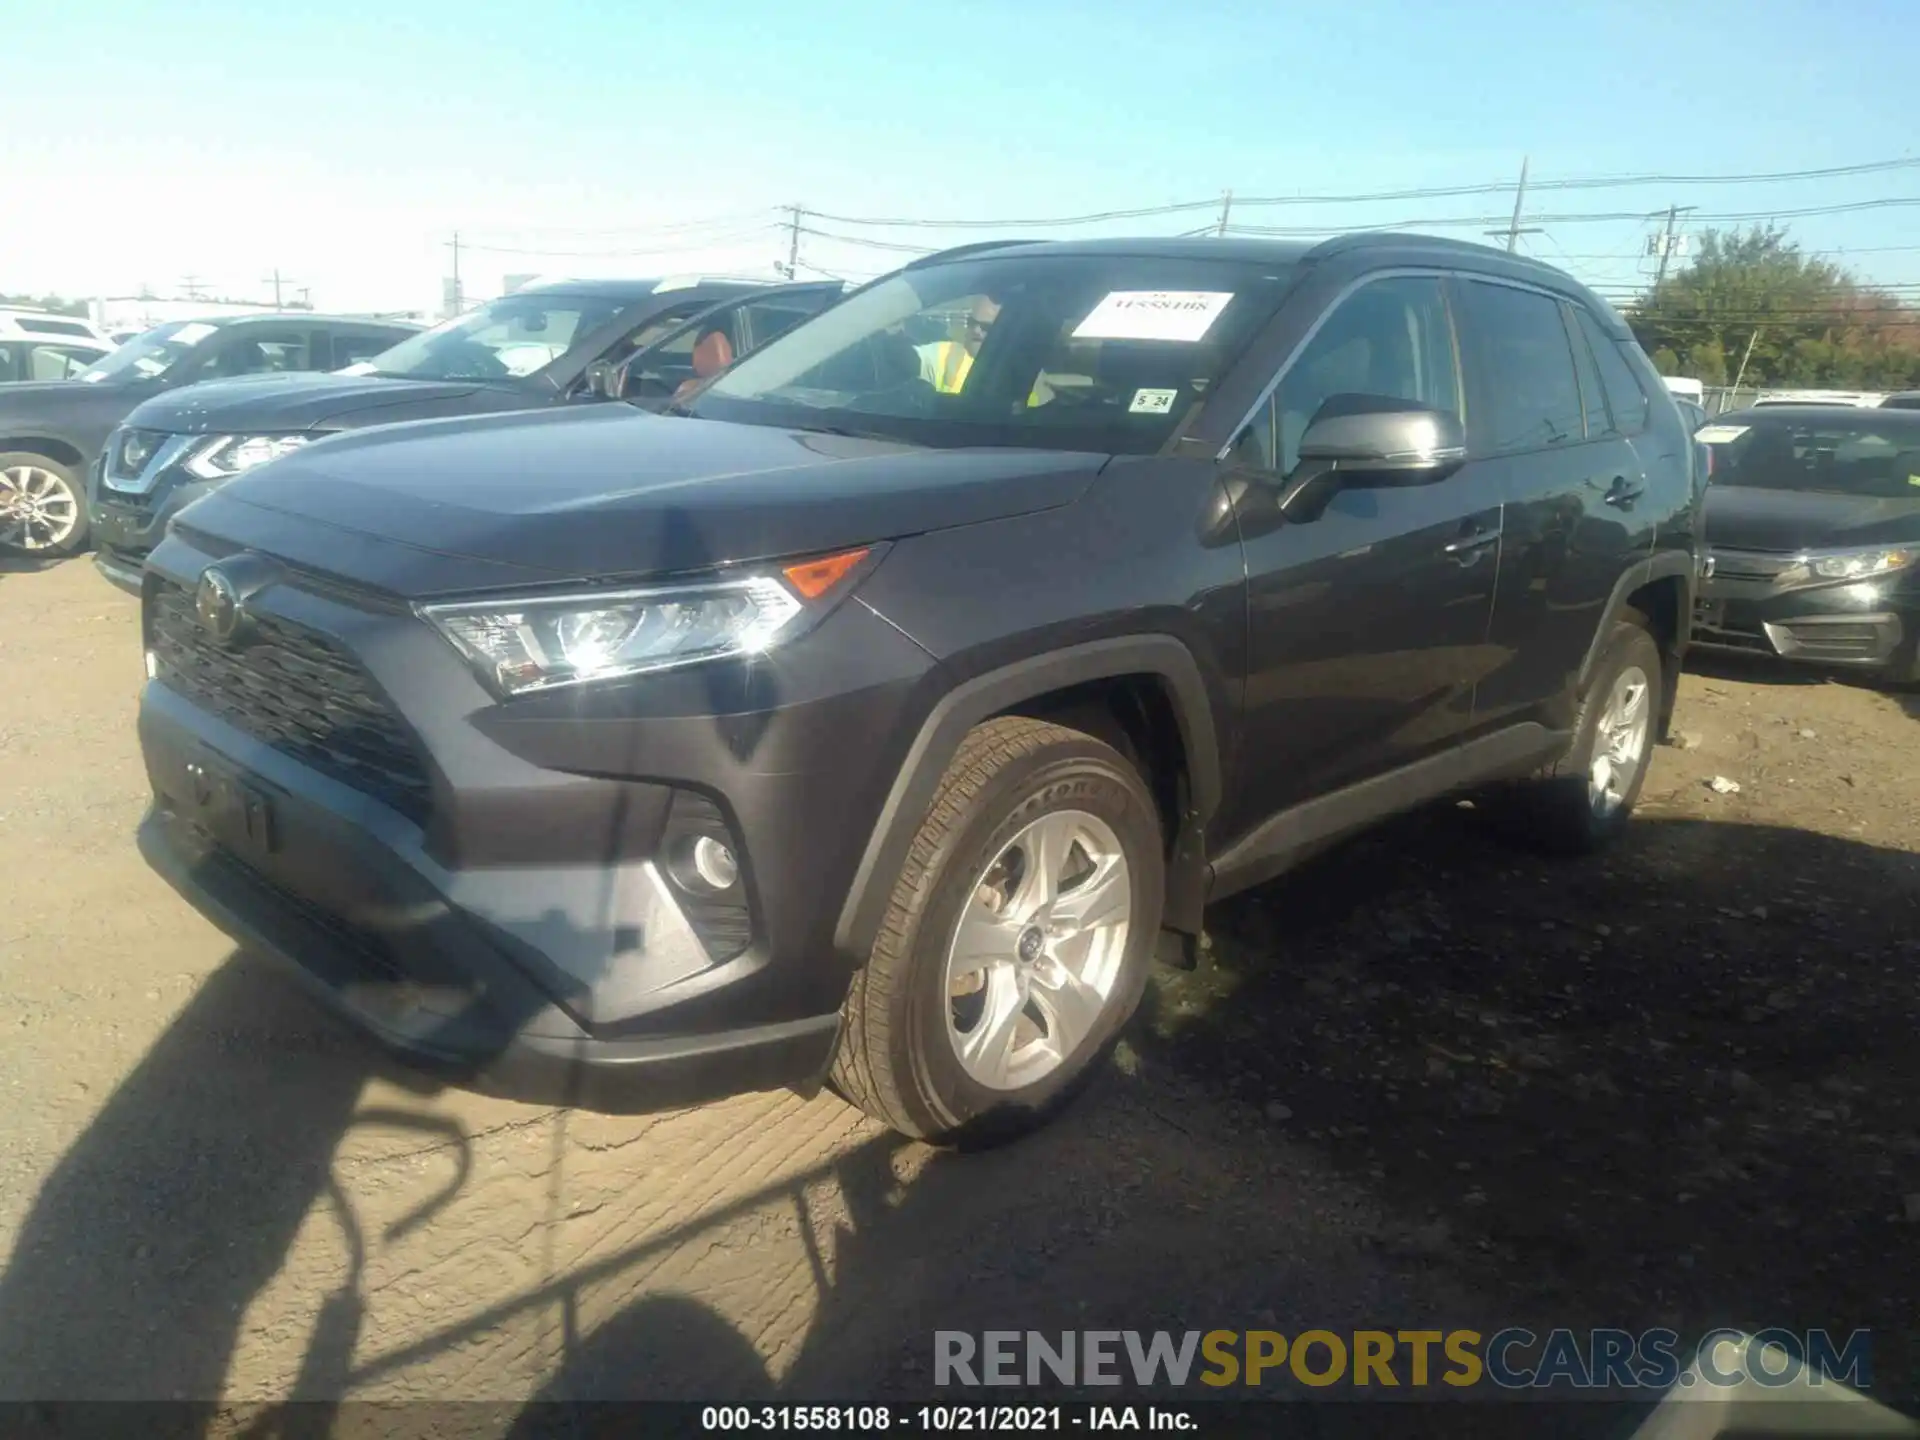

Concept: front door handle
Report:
left=1605, top=476, right=1646, bottom=510
left=1443, top=529, right=1500, bottom=564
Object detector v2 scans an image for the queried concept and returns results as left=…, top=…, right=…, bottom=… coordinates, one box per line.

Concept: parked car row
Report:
left=84, top=277, right=843, bottom=585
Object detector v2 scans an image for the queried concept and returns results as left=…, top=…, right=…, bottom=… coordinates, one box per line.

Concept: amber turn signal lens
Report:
left=782, top=547, right=870, bottom=600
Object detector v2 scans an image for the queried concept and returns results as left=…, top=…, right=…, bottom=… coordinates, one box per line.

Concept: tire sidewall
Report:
left=899, top=745, right=1164, bottom=1142
left=0, top=452, right=90, bottom=557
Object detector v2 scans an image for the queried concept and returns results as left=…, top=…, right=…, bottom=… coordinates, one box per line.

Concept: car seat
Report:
left=673, top=329, right=736, bottom=401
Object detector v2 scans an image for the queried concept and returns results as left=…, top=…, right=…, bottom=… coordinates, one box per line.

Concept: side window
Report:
left=1576, top=307, right=1651, bottom=435
left=28, top=344, right=97, bottom=381
left=1563, top=303, right=1608, bottom=438
left=330, top=331, right=398, bottom=368
left=607, top=302, right=710, bottom=364
left=1461, top=282, right=1585, bottom=453
left=1274, top=276, right=1462, bottom=476
left=197, top=329, right=312, bottom=380
left=739, top=299, right=827, bottom=351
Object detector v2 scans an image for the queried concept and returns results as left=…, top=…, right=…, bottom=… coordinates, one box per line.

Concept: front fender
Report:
left=831, top=634, right=1222, bottom=964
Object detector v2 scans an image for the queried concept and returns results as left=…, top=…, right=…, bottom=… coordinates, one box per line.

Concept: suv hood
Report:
left=183, top=404, right=1106, bottom=597
left=130, top=373, right=495, bottom=435
left=1705, top=485, right=1920, bottom=552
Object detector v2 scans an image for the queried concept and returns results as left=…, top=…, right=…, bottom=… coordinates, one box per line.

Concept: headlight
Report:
left=417, top=546, right=876, bottom=696
left=113, top=427, right=166, bottom=475
left=182, top=433, right=313, bottom=481
left=1807, top=547, right=1917, bottom=580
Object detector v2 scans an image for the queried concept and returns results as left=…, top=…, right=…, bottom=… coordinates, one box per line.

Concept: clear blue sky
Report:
left=8, top=0, right=1918, bottom=311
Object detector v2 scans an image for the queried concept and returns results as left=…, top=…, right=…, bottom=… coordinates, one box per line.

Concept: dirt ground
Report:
left=0, top=553, right=1916, bottom=1427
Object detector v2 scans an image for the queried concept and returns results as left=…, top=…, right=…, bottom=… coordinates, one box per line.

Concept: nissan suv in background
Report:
left=87, top=279, right=842, bottom=590
left=1694, top=404, right=1920, bottom=683
left=0, top=312, right=419, bottom=557
left=134, top=234, right=1698, bottom=1145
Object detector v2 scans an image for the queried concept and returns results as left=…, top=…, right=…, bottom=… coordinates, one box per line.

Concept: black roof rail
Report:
left=1305, top=230, right=1575, bottom=276
left=902, top=239, right=1039, bottom=269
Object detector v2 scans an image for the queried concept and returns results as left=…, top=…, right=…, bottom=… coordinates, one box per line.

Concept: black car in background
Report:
left=87, top=279, right=841, bottom=590
left=1695, top=405, right=1920, bottom=682
left=0, top=313, right=420, bottom=557
left=134, top=234, right=1699, bottom=1143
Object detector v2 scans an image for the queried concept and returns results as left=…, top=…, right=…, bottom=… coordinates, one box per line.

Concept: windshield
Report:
left=77, top=320, right=221, bottom=383
left=692, top=254, right=1297, bottom=453
left=360, top=292, right=631, bottom=383
left=1702, top=416, right=1920, bottom=498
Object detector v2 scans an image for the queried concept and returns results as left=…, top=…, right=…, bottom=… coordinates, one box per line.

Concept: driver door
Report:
left=1219, top=273, right=1504, bottom=845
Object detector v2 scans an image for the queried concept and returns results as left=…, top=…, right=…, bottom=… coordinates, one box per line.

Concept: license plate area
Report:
left=179, top=752, right=279, bottom=857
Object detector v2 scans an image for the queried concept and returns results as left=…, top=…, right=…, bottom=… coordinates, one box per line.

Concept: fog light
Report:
left=144, top=649, right=158, bottom=679
left=1843, top=582, right=1879, bottom=604
left=690, top=835, right=738, bottom=891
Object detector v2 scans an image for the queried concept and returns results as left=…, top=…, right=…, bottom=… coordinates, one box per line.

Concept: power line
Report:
left=453, top=226, right=782, bottom=258
left=803, top=155, right=1920, bottom=230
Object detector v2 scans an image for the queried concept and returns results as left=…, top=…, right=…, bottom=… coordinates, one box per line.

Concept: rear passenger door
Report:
left=1221, top=273, right=1502, bottom=837
left=1459, top=280, right=1648, bottom=728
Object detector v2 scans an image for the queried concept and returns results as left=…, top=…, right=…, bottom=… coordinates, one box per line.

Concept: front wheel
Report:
left=830, top=717, right=1166, bottom=1145
left=0, top=453, right=90, bottom=558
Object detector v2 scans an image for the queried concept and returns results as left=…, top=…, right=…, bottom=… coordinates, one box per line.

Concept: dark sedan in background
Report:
left=1694, top=405, right=1920, bottom=683
left=0, top=312, right=420, bottom=557
left=86, top=279, right=841, bottom=590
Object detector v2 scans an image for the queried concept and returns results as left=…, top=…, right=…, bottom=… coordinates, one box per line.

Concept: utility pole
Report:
left=263, top=268, right=296, bottom=308
left=781, top=205, right=803, bottom=279
left=181, top=275, right=204, bottom=301
left=1729, top=327, right=1761, bottom=397
left=445, top=232, right=464, bottom=317
left=1652, top=204, right=1698, bottom=286
left=1216, top=189, right=1233, bottom=237
left=1486, top=157, right=1543, bottom=253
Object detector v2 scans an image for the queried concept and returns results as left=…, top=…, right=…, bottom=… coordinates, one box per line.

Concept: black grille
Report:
left=148, top=577, right=433, bottom=823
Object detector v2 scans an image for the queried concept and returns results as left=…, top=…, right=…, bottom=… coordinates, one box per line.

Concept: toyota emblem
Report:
left=195, top=567, right=242, bottom=644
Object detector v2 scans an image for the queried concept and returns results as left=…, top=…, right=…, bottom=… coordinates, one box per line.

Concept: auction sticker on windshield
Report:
left=1073, top=291, right=1234, bottom=343
left=1695, top=424, right=1749, bottom=444
left=170, top=322, right=219, bottom=346
left=1128, top=387, right=1179, bottom=415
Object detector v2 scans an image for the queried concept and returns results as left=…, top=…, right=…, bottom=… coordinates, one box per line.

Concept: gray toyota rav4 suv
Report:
left=135, top=235, right=1700, bottom=1144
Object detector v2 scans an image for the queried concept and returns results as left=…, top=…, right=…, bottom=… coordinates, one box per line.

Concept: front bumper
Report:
left=134, top=532, right=940, bottom=1110
left=1693, top=551, right=1916, bottom=674
left=87, top=452, right=221, bottom=593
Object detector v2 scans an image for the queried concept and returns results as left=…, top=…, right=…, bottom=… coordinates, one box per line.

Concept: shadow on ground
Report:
left=1687, top=648, right=1920, bottom=721
left=1, top=814, right=1914, bottom=1431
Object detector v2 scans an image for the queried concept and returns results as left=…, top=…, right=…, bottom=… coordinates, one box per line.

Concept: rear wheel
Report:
left=0, top=453, right=89, bottom=557
left=830, top=717, right=1165, bottom=1145
left=1490, top=619, right=1662, bottom=855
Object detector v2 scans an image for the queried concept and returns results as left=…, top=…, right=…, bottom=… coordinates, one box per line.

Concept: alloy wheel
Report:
left=1588, top=664, right=1652, bottom=817
left=0, top=465, right=81, bottom=552
left=943, top=808, right=1132, bottom=1091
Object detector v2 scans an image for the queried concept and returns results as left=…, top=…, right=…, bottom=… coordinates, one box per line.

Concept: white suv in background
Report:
left=0, top=309, right=116, bottom=384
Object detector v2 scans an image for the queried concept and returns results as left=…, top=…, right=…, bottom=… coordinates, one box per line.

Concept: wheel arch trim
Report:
left=1578, top=548, right=1695, bottom=691
left=831, top=635, right=1221, bottom=964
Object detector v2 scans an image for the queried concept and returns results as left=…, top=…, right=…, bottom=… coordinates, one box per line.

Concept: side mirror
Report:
left=1296, top=401, right=1466, bottom=478
left=1276, top=400, right=1466, bottom=524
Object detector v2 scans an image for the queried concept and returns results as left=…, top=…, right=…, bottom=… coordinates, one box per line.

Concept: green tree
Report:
left=1628, top=226, right=1920, bottom=389
left=1649, top=345, right=1680, bottom=375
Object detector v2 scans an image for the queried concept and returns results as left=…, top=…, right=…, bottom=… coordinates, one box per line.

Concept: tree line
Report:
left=1625, top=226, right=1920, bottom=390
